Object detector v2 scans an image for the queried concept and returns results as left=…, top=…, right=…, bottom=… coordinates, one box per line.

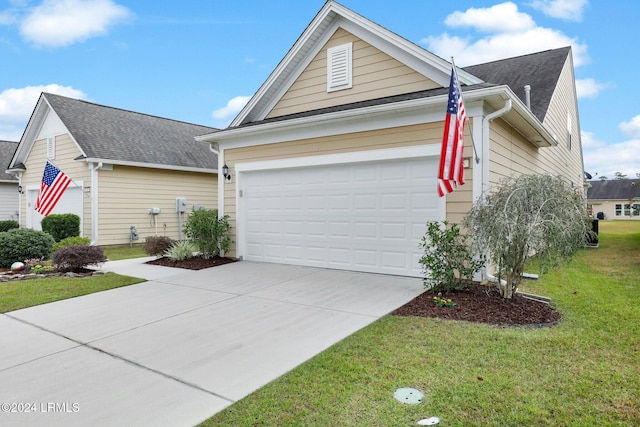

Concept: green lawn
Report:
left=0, top=244, right=148, bottom=313
left=0, top=273, right=145, bottom=313
left=102, top=244, right=147, bottom=261
left=201, top=220, right=640, bottom=426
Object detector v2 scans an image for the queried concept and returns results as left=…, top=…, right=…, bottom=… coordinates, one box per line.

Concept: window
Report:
left=615, top=204, right=622, bottom=217
left=327, top=43, right=352, bottom=92
left=47, top=136, right=55, bottom=159
left=566, top=112, right=572, bottom=151
left=633, top=203, right=640, bottom=217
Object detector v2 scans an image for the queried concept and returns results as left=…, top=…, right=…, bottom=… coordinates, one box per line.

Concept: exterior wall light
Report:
left=222, top=164, right=232, bottom=182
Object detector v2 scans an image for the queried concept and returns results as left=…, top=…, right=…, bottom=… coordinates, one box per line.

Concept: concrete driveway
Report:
left=0, top=259, right=423, bottom=426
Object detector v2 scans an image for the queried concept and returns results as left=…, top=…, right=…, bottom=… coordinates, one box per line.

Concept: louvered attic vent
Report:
left=327, top=42, right=352, bottom=92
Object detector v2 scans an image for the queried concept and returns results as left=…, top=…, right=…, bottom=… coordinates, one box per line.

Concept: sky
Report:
left=0, top=0, right=637, bottom=179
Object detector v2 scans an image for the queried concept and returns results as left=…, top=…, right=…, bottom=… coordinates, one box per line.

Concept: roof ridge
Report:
left=43, top=92, right=218, bottom=131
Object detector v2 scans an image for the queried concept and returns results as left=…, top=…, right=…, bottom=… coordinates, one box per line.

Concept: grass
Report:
left=0, top=243, right=148, bottom=313
left=201, top=220, right=640, bottom=426
left=0, top=273, right=145, bottom=313
left=102, top=244, right=147, bottom=261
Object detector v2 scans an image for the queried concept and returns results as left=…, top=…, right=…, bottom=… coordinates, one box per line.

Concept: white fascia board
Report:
left=201, top=93, right=484, bottom=150
left=236, top=144, right=440, bottom=173
left=78, top=158, right=217, bottom=174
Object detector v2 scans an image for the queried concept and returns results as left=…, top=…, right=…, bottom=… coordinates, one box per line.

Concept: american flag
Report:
left=437, top=67, right=467, bottom=197
left=34, top=161, right=71, bottom=216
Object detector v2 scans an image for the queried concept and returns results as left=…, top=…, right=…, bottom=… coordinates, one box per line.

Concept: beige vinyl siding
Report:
left=267, top=28, right=439, bottom=118
left=97, top=166, right=217, bottom=246
left=538, top=57, right=584, bottom=189
left=21, top=134, right=91, bottom=236
left=488, top=118, right=541, bottom=185
left=223, top=122, right=473, bottom=257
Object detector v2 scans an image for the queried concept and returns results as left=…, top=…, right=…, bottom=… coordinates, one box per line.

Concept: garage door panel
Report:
left=241, top=157, right=442, bottom=276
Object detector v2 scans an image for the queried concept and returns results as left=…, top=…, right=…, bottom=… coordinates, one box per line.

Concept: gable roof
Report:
left=202, top=1, right=564, bottom=150
left=10, top=93, right=219, bottom=173
left=463, top=47, right=571, bottom=122
left=230, top=0, right=482, bottom=127
left=588, top=179, right=640, bottom=201
left=0, top=140, right=18, bottom=182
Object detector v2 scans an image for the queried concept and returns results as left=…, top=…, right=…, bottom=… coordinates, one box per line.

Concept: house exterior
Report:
left=7, top=93, right=219, bottom=245
left=587, top=179, right=640, bottom=220
left=196, top=1, right=585, bottom=277
left=0, top=140, right=19, bottom=221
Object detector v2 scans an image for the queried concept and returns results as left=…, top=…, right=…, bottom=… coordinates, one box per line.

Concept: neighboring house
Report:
left=196, top=1, right=585, bottom=277
left=0, top=140, right=19, bottom=221
left=7, top=93, right=219, bottom=245
left=587, top=179, right=640, bottom=220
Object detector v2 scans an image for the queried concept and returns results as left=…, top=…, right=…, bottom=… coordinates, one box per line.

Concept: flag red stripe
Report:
left=437, top=67, right=467, bottom=197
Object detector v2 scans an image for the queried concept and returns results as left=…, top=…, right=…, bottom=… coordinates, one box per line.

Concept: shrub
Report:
left=419, top=220, right=485, bottom=293
left=52, top=236, right=91, bottom=252
left=183, top=209, right=232, bottom=258
left=143, top=235, right=175, bottom=257
left=41, top=213, right=81, bottom=242
left=0, top=220, right=19, bottom=232
left=164, top=241, right=196, bottom=261
left=464, top=174, right=592, bottom=298
left=0, top=228, right=55, bottom=268
left=52, top=245, right=107, bottom=273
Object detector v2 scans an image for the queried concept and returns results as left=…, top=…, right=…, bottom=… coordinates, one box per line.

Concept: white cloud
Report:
left=445, top=2, right=535, bottom=33
left=575, top=78, right=608, bottom=99
left=20, top=0, right=132, bottom=48
left=528, top=0, right=588, bottom=21
left=423, top=2, right=588, bottom=67
left=425, top=26, right=587, bottom=67
left=619, top=115, right=640, bottom=139
left=0, top=84, right=87, bottom=140
left=212, top=95, right=251, bottom=122
left=582, top=123, right=640, bottom=179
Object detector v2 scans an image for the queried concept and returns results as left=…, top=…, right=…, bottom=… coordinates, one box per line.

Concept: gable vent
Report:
left=327, top=42, right=352, bottom=92
left=47, top=137, right=55, bottom=159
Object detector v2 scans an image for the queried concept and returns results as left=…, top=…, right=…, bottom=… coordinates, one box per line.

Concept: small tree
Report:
left=464, top=174, right=592, bottom=299
left=419, top=221, right=485, bottom=293
left=183, top=209, right=232, bottom=258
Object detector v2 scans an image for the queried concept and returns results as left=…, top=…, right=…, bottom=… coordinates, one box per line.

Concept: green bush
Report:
left=0, top=220, right=19, bottom=232
left=52, top=236, right=91, bottom=252
left=164, top=241, right=196, bottom=261
left=0, top=228, right=56, bottom=268
left=41, top=213, right=80, bottom=242
left=419, top=220, right=485, bottom=293
left=52, top=245, right=107, bottom=273
left=143, top=235, right=175, bottom=257
left=183, top=209, right=232, bottom=258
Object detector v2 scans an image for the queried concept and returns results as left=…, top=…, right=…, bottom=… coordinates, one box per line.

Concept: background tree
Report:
left=598, top=175, right=608, bottom=181
left=614, top=171, right=627, bottom=180
left=464, top=174, right=592, bottom=299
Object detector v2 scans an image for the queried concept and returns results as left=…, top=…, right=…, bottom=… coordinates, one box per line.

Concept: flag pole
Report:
left=45, top=160, right=90, bottom=198
left=451, top=57, right=480, bottom=164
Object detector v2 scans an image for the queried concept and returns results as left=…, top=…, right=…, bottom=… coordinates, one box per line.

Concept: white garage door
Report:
left=241, top=157, right=443, bottom=276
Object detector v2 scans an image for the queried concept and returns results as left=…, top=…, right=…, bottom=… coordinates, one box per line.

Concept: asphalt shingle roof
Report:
left=588, top=179, right=640, bottom=200
left=0, top=140, right=18, bottom=181
left=44, top=93, right=219, bottom=170
left=463, top=47, right=571, bottom=122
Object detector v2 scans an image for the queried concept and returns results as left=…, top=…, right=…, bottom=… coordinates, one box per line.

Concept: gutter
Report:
left=480, top=99, right=512, bottom=286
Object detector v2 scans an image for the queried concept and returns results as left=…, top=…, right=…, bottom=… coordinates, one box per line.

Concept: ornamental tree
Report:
left=464, top=174, right=593, bottom=299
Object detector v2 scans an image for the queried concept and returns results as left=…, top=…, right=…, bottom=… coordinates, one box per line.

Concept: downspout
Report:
left=480, top=99, right=512, bottom=285
left=208, top=143, right=224, bottom=217
left=90, top=162, right=102, bottom=245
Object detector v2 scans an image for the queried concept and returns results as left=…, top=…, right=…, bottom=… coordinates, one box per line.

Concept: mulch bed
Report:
left=144, top=257, right=560, bottom=326
left=145, top=255, right=237, bottom=270
left=392, top=285, right=562, bottom=326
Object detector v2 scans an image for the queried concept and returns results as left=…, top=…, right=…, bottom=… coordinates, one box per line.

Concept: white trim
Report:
left=79, top=157, right=217, bottom=174
left=236, top=144, right=439, bottom=173
left=235, top=144, right=443, bottom=261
